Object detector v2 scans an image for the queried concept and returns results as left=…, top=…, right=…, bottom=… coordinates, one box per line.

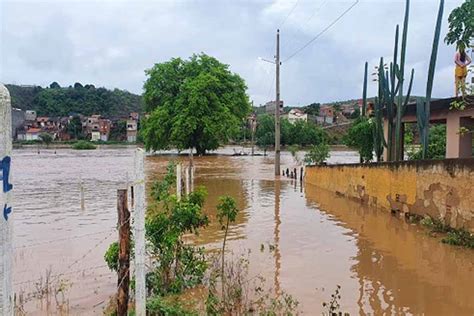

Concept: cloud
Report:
left=0, top=0, right=466, bottom=106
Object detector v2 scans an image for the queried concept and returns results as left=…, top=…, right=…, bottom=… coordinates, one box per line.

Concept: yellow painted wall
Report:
left=305, top=159, right=474, bottom=231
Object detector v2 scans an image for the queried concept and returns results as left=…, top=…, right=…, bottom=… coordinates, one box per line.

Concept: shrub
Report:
left=408, top=124, right=445, bottom=160
left=72, top=140, right=97, bottom=150
left=343, top=117, right=373, bottom=163
left=304, top=142, right=330, bottom=165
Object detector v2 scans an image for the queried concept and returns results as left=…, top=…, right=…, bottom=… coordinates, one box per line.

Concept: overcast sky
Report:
left=0, top=0, right=466, bottom=106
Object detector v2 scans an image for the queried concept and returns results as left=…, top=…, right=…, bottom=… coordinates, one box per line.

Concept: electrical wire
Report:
left=279, top=0, right=299, bottom=29
left=283, top=0, right=359, bottom=63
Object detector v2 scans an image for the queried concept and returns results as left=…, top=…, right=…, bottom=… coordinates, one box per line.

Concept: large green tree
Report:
left=142, top=54, right=251, bottom=155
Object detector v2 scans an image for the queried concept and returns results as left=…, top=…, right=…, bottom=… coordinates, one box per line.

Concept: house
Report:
left=25, top=110, right=37, bottom=121
left=316, top=106, right=335, bottom=125
left=99, top=119, right=111, bottom=141
left=264, top=100, right=284, bottom=115
left=383, top=97, right=474, bottom=160
left=91, top=131, right=101, bottom=141
left=25, top=128, right=41, bottom=141
left=126, top=113, right=138, bottom=143
left=283, top=109, right=309, bottom=124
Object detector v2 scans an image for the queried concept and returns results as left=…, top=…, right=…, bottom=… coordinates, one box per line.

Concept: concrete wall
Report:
left=305, top=159, right=474, bottom=232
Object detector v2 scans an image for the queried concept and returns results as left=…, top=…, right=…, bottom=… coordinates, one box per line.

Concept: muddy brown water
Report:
left=12, top=146, right=474, bottom=315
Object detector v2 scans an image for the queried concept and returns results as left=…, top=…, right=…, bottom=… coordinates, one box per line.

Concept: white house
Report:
left=285, top=109, right=308, bottom=124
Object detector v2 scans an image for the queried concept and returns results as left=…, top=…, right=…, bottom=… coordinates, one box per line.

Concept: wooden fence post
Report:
left=117, top=189, right=130, bottom=316
left=0, top=84, right=13, bottom=315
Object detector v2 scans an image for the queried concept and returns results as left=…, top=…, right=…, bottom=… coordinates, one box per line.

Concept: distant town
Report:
left=12, top=109, right=140, bottom=143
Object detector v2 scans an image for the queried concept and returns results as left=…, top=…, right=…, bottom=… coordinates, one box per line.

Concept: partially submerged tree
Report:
left=39, top=133, right=53, bottom=147
left=344, top=118, right=374, bottom=163
left=142, top=54, right=251, bottom=155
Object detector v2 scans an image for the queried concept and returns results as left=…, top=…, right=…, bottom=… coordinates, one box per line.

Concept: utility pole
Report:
left=275, top=29, right=281, bottom=176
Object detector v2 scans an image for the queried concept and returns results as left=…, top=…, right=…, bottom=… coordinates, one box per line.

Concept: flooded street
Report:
left=12, top=146, right=474, bottom=315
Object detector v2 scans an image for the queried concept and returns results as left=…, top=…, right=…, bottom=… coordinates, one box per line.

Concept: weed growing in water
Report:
left=322, top=285, right=349, bottom=316
left=206, top=252, right=299, bottom=315
left=421, top=216, right=474, bottom=248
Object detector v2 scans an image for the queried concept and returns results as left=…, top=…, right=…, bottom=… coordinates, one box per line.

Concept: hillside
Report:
left=6, top=83, right=143, bottom=117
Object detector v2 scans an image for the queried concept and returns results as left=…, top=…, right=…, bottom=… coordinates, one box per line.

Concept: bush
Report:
left=255, top=114, right=327, bottom=149
left=408, top=124, right=446, bottom=160
left=72, top=140, right=97, bottom=150
left=304, top=142, right=330, bottom=165
left=343, top=117, right=373, bottom=162
left=104, top=242, right=119, bottom=272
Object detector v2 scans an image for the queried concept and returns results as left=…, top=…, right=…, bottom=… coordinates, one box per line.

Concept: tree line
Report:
left=6, top=83, right=142, bottom=117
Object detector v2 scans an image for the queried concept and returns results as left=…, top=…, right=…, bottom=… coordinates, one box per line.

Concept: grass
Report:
left=421, top=216, right=474, bottom=248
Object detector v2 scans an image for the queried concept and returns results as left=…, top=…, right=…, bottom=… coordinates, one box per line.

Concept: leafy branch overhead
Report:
left=444, top=0, right=473, bottom=48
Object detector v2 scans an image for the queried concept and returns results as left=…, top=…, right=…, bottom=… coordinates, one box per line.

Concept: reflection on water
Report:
left=13, top=147, right=135, bottom=314
left=12, top=146, right=474, bottom=315
left=148, top=149, right=474, bottom=315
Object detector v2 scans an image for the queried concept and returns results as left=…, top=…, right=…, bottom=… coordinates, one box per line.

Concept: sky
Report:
left=0, top=0, right=467, bottom=106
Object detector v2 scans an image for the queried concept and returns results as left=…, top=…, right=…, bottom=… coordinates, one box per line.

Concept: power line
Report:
left=283, top=0, right=359, bottom=63
left=279, top=0, right=299, bottom=29
left=306, top=0, right=329, bottom=24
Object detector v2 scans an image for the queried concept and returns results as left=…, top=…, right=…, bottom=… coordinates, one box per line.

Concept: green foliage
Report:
left=287, top=120, right=327, bottom=146
left=216, top=196, right=239, bottom=233
left=151, top=162, right=176, bottom=202
left=303, top=103, right=320, bottom=116
left=362, top=62, right=368, bottom=117
left=147, top=296, right=198, bottom=316
left=421, top=216, right=474, bottom=248
left=255, top=114, right=327, bottom=149
left=146, top=163, right=209, bottom=296
left=66, top=115, right=85, bottom=140
left=109, top=120, right=127, bottom=141
left=443, top=229, right=474, bottom=248
left=39, top=133, right=53, bottom=146
left=255, top=114, right=277, bottom=149
left=104, top=242, right=119, bottom=272
left=50, top=82, right=61, bottom=89
left=417, top=0, right=445, bottom=159
left=408, top=124, right=445, bottom=160
left=304, top=142, right=330, bottom=165
left=350, top=106, right=360, bottom=119
left=6, top=83, right=142, bottom=117
left=142, top=54, right=251, bottom=155
left=216, top=196, right=239, bottom=299
left=344, top=117, right=374, bottom=163
left=444, top=0, right=473, bottom=48
left=72, top=140, right=96, bottom=150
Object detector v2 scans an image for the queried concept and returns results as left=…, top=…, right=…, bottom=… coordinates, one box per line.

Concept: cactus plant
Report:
left=362, top=62, right=368, bottom=117
left=418, top=0, right=445, bottom=159
left=393, top=0, right=416, bottom=161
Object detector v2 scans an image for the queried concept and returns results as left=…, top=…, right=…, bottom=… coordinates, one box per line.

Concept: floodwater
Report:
left=12, top=146, right=474, bottom=315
